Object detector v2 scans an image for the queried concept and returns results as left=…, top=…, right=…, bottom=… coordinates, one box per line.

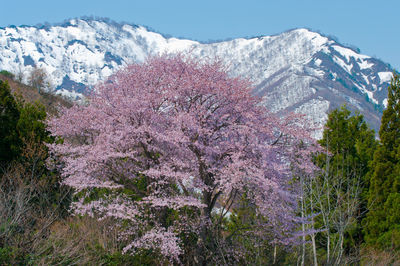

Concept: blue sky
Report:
left=2, top=0, right=399, bottom=69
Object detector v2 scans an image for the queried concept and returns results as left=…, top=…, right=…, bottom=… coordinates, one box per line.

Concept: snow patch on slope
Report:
left=332, top=45, right=369, bottom=61
left=378, top=72, right=392, bottom=83
left=333, top=56, right=352, bottom=73
left=295, top=98, right=330, bottom=139
left=383, top=98, right=388, bottom=108
left=359, top=60, right=374, bottom=70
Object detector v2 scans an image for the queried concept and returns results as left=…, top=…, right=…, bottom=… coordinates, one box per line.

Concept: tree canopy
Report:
left=0, top=79, right=50, bottom=167
left=48, top=55, right=317, bottom=264
left=0, top=80, right=20, bottom=164
left=364, top=73, right=400, bottom=249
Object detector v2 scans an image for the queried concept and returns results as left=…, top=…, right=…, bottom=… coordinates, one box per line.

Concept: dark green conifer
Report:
left=317, top=106, right=377, bottom=254
left=0, top=80, right=21, bottom=164
left=364, top=72, right=400, bottom=249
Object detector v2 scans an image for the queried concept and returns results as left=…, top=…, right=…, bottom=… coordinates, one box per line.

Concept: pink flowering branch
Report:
left=48, top=54, right=318, bottom=263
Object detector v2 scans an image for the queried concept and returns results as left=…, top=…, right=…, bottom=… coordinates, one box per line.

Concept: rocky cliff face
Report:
left=0, top=18, right=393, bottom=136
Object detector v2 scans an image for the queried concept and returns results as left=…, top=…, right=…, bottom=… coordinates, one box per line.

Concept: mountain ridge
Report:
left=0, top=18, right=393, bottom=136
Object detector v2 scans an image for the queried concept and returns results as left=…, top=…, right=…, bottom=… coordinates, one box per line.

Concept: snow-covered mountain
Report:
left=0, top=18, right=393, bottom=135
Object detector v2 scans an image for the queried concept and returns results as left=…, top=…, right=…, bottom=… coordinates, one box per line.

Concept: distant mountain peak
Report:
left=0, top=19, right=393, bottom=136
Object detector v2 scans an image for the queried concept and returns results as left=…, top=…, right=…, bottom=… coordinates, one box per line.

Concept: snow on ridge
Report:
left=0, top=19, right=392, bottom=136
left=165, top=38, right=197, bottom=52
left=378, top=72, right=392, bottom=83
left=332, top=45, right=370, bottom=61
left=0, top=22, right=361, bottom=90
left=292, top=28, right=332, bottom=47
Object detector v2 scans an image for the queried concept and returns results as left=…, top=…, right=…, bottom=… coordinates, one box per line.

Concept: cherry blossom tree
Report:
left=48, top=55, right=316, bottom=264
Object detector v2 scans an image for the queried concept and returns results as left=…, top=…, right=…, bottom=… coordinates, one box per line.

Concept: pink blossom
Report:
left=48, top=54, right=317, bottom=261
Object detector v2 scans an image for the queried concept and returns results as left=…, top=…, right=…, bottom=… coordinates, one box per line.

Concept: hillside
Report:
left=0, top=73, right=72, bottom=115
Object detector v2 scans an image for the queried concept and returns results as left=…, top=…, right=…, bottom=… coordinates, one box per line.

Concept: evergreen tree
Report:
left=314, top=106, right=377, bottom=262
left=364, top=73, right=400, bottom=249
left=16, top=99, right=49, bottom=144
left=0, top=79, right=51, bottom=166
left=319, top=106, right=377, bottom=192
left=0, top=80, right=21, bottom=165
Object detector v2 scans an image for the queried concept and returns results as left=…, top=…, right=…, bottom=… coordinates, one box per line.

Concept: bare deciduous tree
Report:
left=0, top=140, right=70, bottom=260
left=27, top=66, right=50, bottom=93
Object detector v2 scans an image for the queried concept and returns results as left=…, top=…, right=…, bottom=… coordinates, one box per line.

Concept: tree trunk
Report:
left=301, top=190, right=305, bottom=266
left=311, top=233, right=318, bottom=266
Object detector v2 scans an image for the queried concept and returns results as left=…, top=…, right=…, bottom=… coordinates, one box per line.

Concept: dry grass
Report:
left=33, top=216, right=123, bottom=265
left=361, top=247, right=400, bottom=266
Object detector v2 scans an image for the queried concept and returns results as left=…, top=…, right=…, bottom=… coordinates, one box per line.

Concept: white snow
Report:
left=165, top=38, right=196, bottom=52
left=378, top=72, right=392, bottom=83
left=383, top=98, right=388, bottom=108
left=332, top=45, right=370, bottom=62
left=295, top=98, right=330, bottom=139
left=55, top=88, right=84, bottom=101
left=294, top=28, right=331, bottom=47
left=358, top=59, right=374, bottom=70
left=0, top=20, right=391, bottom=134
left=353, top=82, right=379, bottom=105
left=364, top=89, right=378, bottom=104
left=333, top=56, right=353, bottom=73
left=0, top=22, right=335, bottom=89
left=361, top=73, right=369, bottom=84
left=347, top=96, right=363, bottom=111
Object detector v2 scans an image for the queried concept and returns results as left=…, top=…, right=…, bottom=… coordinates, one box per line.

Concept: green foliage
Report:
left=17, top=101, right=49, bottom=143
left=101, top=252, right=146, bottom=265
left=364, top=72, right=400, bottom=250
left=318, top=106, right=377, bottom=204
left=0, top=78, right=64, bottom=209
left=225, top=193, right=284, bottom=265
left=319, top=106, right=376, bottom=164
left=314, top=106, right=377, bottom=259
left=319, top=105, right=377, bottom=192
left=0, top=80, right=21, bottom=164
left=0, top=70, right=15, bottom=80
left=0, top=247, right=14, bottom=265
left=0, top=79, right=51, bottom=166
left=122, top=249, right=165, bottom=265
